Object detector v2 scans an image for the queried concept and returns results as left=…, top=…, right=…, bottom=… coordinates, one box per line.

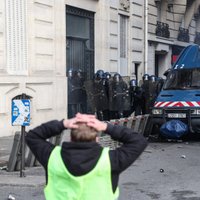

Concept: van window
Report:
left=163, top=68, right=200, bottom=90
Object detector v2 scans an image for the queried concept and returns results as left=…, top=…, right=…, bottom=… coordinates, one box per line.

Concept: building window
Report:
left=66, top=6, right=94, bottom=80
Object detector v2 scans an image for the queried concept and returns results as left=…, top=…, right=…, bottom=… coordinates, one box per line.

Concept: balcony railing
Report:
left=177, top=27, right=189, bottom=42
left=155, top=21, right=170, bottom=38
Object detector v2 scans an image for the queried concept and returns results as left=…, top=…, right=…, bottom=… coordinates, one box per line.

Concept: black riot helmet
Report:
left=67, top=69, right=74, bottom=78
left=150, top=75, right=156, bottom=82
left=130, top=79, right=137, bottom=87
left=142, top=74, right=150, bottom=81
left=95, top=70, right=104, bottom=80
left=104, top=72, right=111, bottom=80
left=75, top=69, right=84, bottom=79
left=113, top=73, right=122, bottom=82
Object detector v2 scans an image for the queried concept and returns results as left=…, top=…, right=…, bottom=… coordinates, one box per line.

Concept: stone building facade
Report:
left=0, top=0, right=67, bottom=136
left=0, top=0, right=147, bottom=136
left=148, top=0, right=200, bottom=77
left=0, top=0, right=200, bottom=136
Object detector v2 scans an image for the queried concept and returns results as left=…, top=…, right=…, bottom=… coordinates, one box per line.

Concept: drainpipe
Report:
left=144, top=0, right=148, bottom=74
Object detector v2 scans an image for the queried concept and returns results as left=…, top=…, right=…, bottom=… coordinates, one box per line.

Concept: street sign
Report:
left=12, top=99, right=30, bottom=126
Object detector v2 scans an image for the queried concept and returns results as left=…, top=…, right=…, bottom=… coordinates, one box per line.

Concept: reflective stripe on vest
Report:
left=44, top=146, right=119, bottom=200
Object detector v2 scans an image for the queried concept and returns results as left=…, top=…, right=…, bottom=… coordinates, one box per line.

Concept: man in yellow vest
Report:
left=26, top=113, right=147, bottom=200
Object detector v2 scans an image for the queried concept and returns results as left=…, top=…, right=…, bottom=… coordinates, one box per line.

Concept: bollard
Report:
left=26, top=148, right=36, bottom=167
left=138, top=114, right=150, bottom=135
left=133, top=116, right=142, bottom=132
left=7, top=132, right=21, bottom=172
left=126, top=117, right=134, bottom=128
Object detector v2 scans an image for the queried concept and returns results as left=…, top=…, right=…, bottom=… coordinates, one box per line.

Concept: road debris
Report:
left=8, top=194, right=15, bottom=200
left=0, top=166, right=7, bottom=170
left=160, top=169, right=164, bottom=173
left=181, top=155, right=186, bottom=159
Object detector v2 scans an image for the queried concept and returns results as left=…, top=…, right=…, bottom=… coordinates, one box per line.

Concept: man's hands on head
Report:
left=63, top=117, right=79, bottom=129
left=63, top=113, right=107, bottom=132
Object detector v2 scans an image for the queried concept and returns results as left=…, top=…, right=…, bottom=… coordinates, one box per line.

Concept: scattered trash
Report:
left=144, top=150, right=152, bottom=153
left=181, top=155, right=186, bottom=159
left=0, top=166, right=7, bottom=170
left=8, top=194, right=15, bottom=200
left=185, top=142, right=189, bottom=145
left=160, top=169, right=164, bottom=173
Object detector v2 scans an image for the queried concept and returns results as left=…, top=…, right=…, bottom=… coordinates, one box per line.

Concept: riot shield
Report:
left=84, top=80, right=109, bottom=113
left=68, top=77, right=87, bottom=118
left=157, top=78, right=164, bottom=93
left=84, top=80, right=96, bottom=113
left=109, top=79, right=131, bottom=112
left=68, top=77, right=86, bottom=105
left=133, top=86, right=145, bottom=116
left=148, top=81, right=159, bottom=108
left=141, top=79, right=150, bottom=114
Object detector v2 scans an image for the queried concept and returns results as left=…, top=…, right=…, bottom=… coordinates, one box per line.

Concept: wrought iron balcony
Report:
left=177, top=27, right=189, bottom=42
left=155, top=21, right=170, bottom=38
left=194, top=32, right=200, bottom=45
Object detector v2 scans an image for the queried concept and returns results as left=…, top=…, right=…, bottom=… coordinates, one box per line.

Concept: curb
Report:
left=0, top=175, right=45, bottom=187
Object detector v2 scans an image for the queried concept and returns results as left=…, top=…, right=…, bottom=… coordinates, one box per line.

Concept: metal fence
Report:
left=7, top=114, right=150, bottom=171
left=98, top=114, right=149, bottom=149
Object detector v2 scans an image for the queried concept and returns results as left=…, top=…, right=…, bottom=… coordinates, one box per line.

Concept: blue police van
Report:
left=150, top=44, right=200, bottom=138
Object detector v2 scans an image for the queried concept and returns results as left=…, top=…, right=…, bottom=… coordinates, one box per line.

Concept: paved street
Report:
left=1, top=140, right=200, bottom=200
left=119, top=141, right=200, bottom=200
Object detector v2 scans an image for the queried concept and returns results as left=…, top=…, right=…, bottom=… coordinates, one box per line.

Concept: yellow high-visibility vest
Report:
left=44, top=146, right=119, bottom=200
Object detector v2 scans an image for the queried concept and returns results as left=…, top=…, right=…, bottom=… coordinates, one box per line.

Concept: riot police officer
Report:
left=156, top=77, right=164, bottom=94
left=84, top=70, right=110, bottom=121
left=109, top=73, right=131, bottom=119
left=102, top=72, right=112, bottom=120
left=143, top=73, right=150, bottom=81
left=75, top=69, right=87, bottom=113
left=94, top=70, right=104, bottom=80
left=103, top=72, right=111, bottom=87
left=67, top=69, right=87, bottom=118
left=129, top=79, right=145, bottom=116
left=148, top=75, right=158, bottom=110
left=94, top=70, right=109, bottom=120
left=129, top=79, right=137, bottom=114
left=141, top=73, right=150, bottom=114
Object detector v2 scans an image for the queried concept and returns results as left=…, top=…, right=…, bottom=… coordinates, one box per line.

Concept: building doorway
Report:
left=66, top=5, right=94, bottom=79
left=66, top=6, right=95, bottom=117
left=155, top=54, right=159, bottom=77
left=172, top=45, right=184, bottom=65
left=155, top=52, right=166, bottom=77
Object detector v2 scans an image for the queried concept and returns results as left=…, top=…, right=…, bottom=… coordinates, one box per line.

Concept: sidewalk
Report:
left=0, top=136, right=13, bottom=167
left=0, top=135, right=45, bottom=187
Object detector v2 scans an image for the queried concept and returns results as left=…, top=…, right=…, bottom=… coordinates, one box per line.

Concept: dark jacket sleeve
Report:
left=105, top=123, right=148, bottom=173
left=25, top=120, right=65, bottom=169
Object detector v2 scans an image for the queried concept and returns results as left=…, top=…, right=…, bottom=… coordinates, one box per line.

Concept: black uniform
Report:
left=109, top=74, right=131, bottom=119
left=68, top=70, right=87, bottom=118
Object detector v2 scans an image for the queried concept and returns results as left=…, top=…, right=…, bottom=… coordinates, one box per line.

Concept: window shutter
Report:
left=6, top=0, right=28, bottom=75
left=120, top=15, right=128, bottom=58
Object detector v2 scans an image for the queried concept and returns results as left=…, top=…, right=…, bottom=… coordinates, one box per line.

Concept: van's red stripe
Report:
left=154, top=101, right=200, bottom=107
